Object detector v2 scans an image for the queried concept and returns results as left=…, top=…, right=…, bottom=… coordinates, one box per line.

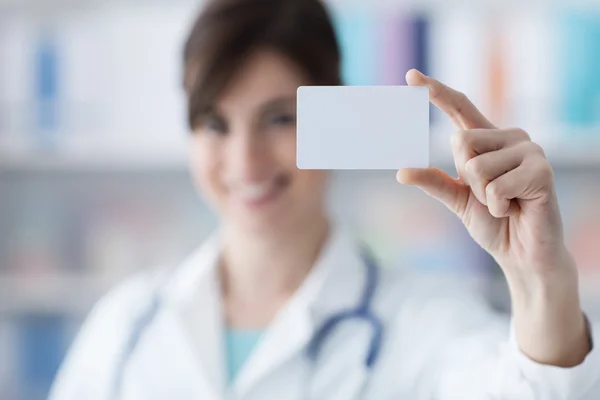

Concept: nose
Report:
left=227, top=130, right=274, bottom=182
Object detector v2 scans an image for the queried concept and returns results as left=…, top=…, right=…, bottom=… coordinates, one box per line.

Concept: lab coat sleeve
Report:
left=428, top=284, right=600, bottom=400
left=48, top=272, right=154, bottom=400
left=501, top=316, right=600, bottom=399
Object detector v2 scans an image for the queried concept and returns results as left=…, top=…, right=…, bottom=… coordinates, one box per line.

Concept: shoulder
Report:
left=92, top=270, right=158, bottom=322
left=73, top=268, right=160, bottom=342
left=75, top=267, right=170, bottom=350
left=48, top=269, right=163, bottom=400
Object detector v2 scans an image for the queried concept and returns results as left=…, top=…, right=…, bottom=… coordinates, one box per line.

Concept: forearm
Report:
left=503, top=249, right=591, bottom=367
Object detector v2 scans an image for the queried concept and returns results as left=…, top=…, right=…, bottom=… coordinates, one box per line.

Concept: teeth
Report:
left=238, top=183, right=273, bottom=200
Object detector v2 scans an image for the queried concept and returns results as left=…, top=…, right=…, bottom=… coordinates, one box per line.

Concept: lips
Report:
left=233, top=175, right=290, bottom=208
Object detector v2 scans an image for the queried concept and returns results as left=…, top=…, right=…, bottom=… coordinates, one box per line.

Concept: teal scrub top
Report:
left=224, top=329, right=264, bottom=384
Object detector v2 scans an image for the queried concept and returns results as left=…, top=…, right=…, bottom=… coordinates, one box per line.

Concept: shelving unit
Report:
left=0, top=150, right=190, bottom=174
left=0, top=271, right=117, bottom=315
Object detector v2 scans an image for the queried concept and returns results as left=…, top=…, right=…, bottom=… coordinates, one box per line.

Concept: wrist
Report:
left=499, top=246, right=579, bottom=308
left=500, top=250, right=590, bottom=366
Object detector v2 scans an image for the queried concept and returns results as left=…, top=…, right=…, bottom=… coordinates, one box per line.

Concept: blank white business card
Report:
left=297, top=86, right=430, bottom=170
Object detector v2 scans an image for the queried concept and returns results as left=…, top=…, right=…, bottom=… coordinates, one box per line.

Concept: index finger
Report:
left=406, top=69, right=495, bottom=130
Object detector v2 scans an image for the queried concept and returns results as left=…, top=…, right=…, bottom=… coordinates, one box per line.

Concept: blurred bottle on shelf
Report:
left=559, top=11, right=600, bottom=140
left=333, top=8, right=378, bottom=86
left=503, top=10, right=558, bottom=147
left=486, top=17, right=507, bottom=128
left=381, top=13, right=413, bottom=86
left=382, top=12, right=431, bottom=83
left=428, top=9, right=489, bottom=151
left=34, top=27, right=61, bottom=154
left=16, top=314, right=68, bottom=400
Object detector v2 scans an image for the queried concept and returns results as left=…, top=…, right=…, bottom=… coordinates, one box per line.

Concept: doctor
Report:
left=50, top=0, right=600, bottom=399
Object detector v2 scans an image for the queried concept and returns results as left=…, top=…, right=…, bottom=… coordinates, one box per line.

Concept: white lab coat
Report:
left=50, top=226, right=600, bottom=400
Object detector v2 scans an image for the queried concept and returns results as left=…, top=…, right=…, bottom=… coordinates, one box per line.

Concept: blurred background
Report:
left=1, top=0, right=600, bottom=399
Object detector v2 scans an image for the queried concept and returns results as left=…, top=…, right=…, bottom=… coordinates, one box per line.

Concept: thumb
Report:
left=396, top=167, right=467, bottom=216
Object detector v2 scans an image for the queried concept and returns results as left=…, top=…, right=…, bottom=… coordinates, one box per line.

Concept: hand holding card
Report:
left=397, top=69, right=590, bottom=369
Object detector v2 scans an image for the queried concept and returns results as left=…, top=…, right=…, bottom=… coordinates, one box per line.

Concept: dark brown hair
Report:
left=182, top=0, right=342, bottom=129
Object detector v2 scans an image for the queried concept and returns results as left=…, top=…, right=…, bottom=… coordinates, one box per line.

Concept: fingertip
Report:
left=396, top=168, right=421, bottom=185
left=396, top=168, right=409, bottom=184
left=405, top=69, right=426, bottom=86
left=489, top=199, right=520, bottom=219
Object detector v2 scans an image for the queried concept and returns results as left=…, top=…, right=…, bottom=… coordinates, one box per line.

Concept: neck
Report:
left=220, top=214, right=330, bottom=304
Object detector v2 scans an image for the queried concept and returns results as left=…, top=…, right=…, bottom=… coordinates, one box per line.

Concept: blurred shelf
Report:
left=1, top=124, right=600, bottom=174
left=542, top=152, right=600, bottom=170
left=0, top=151, right=190, bottom=174
left=1, top=147, right=599, bottom=175
left=0, top=271, right=118, bottom=315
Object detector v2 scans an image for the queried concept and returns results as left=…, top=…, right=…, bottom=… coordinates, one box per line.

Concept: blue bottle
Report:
left=34, top=28, right=60, bottom=152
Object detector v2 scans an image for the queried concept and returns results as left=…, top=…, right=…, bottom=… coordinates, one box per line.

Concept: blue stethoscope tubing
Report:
left=110, top=245, right=383, bottom=399
left=306, top=245, right=383, bottom=368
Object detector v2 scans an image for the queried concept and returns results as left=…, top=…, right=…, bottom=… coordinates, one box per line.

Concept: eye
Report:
left=267, top=112, right=296, bottom=126
left=201, top=114, right=227, bottom=135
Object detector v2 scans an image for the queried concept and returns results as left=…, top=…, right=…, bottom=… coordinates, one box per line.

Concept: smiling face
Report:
left=189, top=50, right=329, bottom=235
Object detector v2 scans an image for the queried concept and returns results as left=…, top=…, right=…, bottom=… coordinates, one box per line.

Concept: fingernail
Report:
left=405, top=69, right=426, bottom=85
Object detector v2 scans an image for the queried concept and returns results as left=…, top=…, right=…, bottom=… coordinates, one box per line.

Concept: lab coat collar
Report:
left=161, top=233, right=226, bottom=398
left=161, top=223, right=367, bottom=397
left=235, top=224, right=366, bottom=395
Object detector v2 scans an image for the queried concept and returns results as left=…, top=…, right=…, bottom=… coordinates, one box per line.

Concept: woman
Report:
left=50, top=0, right=600, bottom=399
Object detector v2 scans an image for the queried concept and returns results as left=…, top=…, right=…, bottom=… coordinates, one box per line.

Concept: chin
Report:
left=234, top=210, right=297, bottom=235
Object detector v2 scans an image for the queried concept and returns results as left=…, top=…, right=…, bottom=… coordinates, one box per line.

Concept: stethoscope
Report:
left=110, top=245, right=383, bottom=399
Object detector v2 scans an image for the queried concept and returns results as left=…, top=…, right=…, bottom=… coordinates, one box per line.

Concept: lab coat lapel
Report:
left=162, top=234, right=227, bottom=399
left=234, top=227, right=367, bottom=397
left=233, top=285, right=315, bottom=396
left=127, top=307, right=220, bottom=400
